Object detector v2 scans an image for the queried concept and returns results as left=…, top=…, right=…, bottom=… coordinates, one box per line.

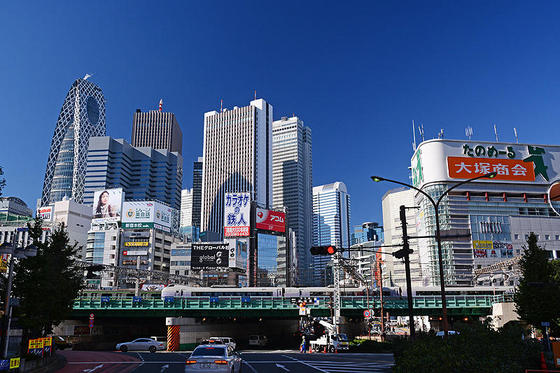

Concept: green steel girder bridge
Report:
left=71, top=295, right=510, bottom=318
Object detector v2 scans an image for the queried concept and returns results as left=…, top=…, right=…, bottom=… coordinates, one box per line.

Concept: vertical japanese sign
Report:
left=224, top=193, right=251, bottom=237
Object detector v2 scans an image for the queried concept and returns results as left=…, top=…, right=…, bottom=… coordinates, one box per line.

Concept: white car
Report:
left=210, top=337, right=236, bottom=351
left=248, top=335, right=268, bottom=347
left=185, top=345, right=242, bottom=372
left=116, top=338, right=165, bottom=353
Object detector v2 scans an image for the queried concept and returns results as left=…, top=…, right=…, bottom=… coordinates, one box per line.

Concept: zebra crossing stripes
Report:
left=300, top=360, right=393, bottom=372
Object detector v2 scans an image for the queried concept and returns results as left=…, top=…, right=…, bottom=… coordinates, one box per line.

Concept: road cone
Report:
left=540, top=352, right=548, bottom=371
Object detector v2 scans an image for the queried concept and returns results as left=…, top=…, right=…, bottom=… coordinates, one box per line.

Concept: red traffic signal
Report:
left=310, top=246, right=338, bottom=255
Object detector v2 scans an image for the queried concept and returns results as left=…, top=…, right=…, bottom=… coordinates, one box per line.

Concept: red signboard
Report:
left=256, top=208, right=286, bottom=233
left=224, top=226, right=250, bottom=237
left=448, top=156, right=535, bottom=182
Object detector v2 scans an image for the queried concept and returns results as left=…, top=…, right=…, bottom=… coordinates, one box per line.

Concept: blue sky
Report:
left=2, top=1, right=560, bottom=226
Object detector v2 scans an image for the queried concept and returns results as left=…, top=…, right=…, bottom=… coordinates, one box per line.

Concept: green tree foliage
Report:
left=393, top=322, right=542, bottom=373
left=514, top=233, right=560, bottom=328
left=12, top=219, right=84, bottom=337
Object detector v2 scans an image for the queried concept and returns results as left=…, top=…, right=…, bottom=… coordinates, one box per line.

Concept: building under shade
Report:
left=41, top=76, right=106, bottom=205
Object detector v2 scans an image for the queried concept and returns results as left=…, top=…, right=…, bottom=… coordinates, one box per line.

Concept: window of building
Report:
left=548, top=251, right=554, bottom=259
left=514, top=234, right=519, bottom=240
left=556, top=235, right=560, bottom=240
left=545, top=235, right=550, bottom=240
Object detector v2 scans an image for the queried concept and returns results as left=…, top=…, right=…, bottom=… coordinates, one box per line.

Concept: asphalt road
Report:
left=58, top=350, right=394, bottom=373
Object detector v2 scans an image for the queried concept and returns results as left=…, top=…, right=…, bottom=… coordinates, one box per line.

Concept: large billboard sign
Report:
left=411, top=140, right=560, bottom=188
left=223, top=192, right=250, bottom=237
left=92, top=188, right=123, bottom=223
left=472, top=240, right=513, bottom=258
left=122, top=201, right=172, bottom=231
left=256, top=208, right=286, bottom=233
left=191, top=243, right=230, bottom=270
left=37, top=206, right=53, bottom=222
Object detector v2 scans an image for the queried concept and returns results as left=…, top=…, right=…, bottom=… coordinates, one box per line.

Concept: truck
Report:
left=309, top=320, right=349, bottom=353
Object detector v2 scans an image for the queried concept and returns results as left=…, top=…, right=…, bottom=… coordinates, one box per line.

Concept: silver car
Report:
left=116, top=338, right=165, bottom=353
left=185, top=345, right=242, bottom=372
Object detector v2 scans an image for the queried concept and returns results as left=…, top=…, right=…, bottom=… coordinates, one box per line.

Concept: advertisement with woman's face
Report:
left=92, top=188, right=123, bottom=223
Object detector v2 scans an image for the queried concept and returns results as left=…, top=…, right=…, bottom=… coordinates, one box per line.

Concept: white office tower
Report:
left=381, top=187, right=424, bottom=290
left=201, top=99, right=273, bottom=240
left=272, top=116, right=313, bottom=286
left=180, top=189, right=193, bottom=227
left=312, top=182, right=351, bottom=286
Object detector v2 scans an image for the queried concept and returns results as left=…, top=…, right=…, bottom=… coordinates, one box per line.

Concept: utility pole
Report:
left=377, top=256, right=385, bottom=340
left=399, top=205, right=416, bottom=340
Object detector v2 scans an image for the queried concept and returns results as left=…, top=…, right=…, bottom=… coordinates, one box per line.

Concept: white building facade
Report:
left=312, top=182, right=351, bottom=286
left=201, top=99, right=273, bottom=240
left=411, top=139, right=560, bottom=287
left=272, top=116, right=313, bottom=286
left=180, top=189, right=193, bottom=228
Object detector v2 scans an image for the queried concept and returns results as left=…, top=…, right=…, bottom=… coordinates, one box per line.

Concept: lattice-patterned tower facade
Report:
left=41, top=77, right=106, bottom=205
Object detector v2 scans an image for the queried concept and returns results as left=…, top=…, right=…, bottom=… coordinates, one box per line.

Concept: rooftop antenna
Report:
left=418, top=124, right=425, bottom=142
left=158, top=99, right=163, bottom=112
left=514, top=127, right=519, bottom=143
left=254, top=90, right=257, bottom=100
left=465, top=126, right=473, bottom=140
left=220, top=99, right=223, bottom=112
left=412, top=120, right=417, bottom=151
left=438, top=128, right=444, bottom=139
left=83, top=73, right=93, bottom=80
left=493, top=124, right=499, bottom=142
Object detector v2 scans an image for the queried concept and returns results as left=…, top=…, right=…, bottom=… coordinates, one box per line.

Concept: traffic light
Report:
left=393, top=248, right=413, bottom=259
left=310, top=246, right=338, bottom=255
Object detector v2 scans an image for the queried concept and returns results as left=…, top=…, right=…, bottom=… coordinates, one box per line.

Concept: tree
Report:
left=514, top=233, right=560, bottom=329
left=12, top=219, right=84, bottom=337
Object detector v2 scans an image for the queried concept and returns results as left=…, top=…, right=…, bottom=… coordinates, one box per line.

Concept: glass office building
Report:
left=41, top=76, right=106, bottom=205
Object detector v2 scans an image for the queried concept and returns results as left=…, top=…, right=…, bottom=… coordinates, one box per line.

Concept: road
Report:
left=57, top=350, right=394, bottom=372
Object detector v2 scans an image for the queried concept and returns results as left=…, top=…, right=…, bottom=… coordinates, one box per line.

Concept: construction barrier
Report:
left=167, top=325, right=180, bottom=351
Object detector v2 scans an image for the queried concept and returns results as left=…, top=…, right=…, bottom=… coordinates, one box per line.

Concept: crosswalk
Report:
left=282, top=356, right=394, bottom=373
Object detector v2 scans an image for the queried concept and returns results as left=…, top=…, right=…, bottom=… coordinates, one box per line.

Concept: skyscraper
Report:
left=83, top=137, right=182, bottom=210
left=180, top=188, right=193, bottom=227
left=192, top=157, right=203, bottom=229
left=312, top=182, right=351, bottom=286
left=201, top=99, right=273, bottom=239
left=272, top=116, right=313, bottom=286
left=131, top=101, right=183, bottom=155
left=41, top=76, right=106, bottom=205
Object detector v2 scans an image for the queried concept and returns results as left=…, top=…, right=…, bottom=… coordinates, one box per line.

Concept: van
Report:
left=248, top=335, right=268, bottom=347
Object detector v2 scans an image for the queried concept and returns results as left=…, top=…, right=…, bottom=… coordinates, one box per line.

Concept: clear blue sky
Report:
left=2, top=1, right=560, bottom=226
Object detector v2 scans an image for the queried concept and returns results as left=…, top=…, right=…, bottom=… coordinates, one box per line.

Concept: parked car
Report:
left=436, top=330, right=459, bottom=337
left=210, top=337, right=236, bottom=351
left=53, top=336, right=72, bottom=350
left=248, top=335, right=268, bottom=347
left=150, top=336, right=167, bottom=350
left=116, top=338, right=165, bottom=352
left=185, top=344, right=242, bottom=372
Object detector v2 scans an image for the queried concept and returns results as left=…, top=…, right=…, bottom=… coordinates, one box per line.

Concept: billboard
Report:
left=122, top=250, right=149, bottom=256
left=37, top=206, right=53, bottom=222
left=411, top=139, right=560, bottom=188
left=92, top=188, right=123, bottom=223
left=472, top=240, right=512, bottom=258
left=256, top=208, right=286, bottom=233
left=223, top=192, right=250, bottom=237
left=191, top=243, right=230, bottom=270
left=122, top=201, right=172, bottom=231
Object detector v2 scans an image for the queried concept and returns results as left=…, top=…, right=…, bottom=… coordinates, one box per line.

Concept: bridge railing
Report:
left=73, top=295, right=497, bottom=310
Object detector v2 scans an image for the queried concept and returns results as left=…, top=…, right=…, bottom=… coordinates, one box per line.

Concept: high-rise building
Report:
left=131, top=102, right=183, bottom=155
left=83, top=137, right=182, bottom=210
left=410, top=139, right=560, bottom=287
left=41, top=76, right=106, bottom=205
left=192, top=157, right=203, bottom=228
left=180, top=189, right=193, bottom=227
left=201, top=99, right=273, bottom=239
left=272, top=116, right=313, bottom=286
left=312, top=182, right=351, bottom=286
left=351, top=222, right=383, bottom=245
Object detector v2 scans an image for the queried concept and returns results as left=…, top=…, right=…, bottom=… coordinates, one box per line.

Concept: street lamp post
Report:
left=0, top=231, right=38, bottom=358
left=371, top=172, right=496, bottom=338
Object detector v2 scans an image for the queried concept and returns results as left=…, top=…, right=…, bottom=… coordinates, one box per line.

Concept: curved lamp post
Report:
left=371, top=172, right=496, bottom=338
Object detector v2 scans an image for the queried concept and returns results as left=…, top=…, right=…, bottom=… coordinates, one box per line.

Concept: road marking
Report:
left=276, top=363, right=290, bottom=371
left=282, top=355, right=329, bottom=372
left=160, top=364, right=169, bottom=372
left=136, top=352, right=145, bottom=362
left=68, top=361, right=184, bottom=364
left=243, top=361, right=259, bottom=373
left=82, top=364, right=103, bottom=372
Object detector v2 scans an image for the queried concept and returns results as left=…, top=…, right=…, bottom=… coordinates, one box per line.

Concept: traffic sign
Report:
left=89, top=313, right=95, bottom=320
left=363, top=309, right=371, bottom=319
